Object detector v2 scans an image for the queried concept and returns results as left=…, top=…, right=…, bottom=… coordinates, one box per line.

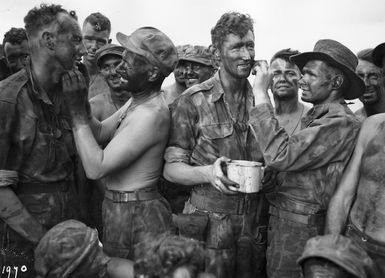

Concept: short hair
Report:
left=3, top=28, right=28, bottom=48
left=134, top=233, right=206, bottom=277
left=83, top=12, right=111, bottom=33
left=270, top=48, right=300, bottom=64
left=211, top=12, right=254, bottom=50
left=24, top=4, right=77, bottom=37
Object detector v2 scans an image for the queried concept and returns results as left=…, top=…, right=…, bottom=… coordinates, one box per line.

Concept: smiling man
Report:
left=354, top=48, right=385, bottom=121
left=163, top=12, right=269, bottom=278
left=250, top=39, right=363, bottom=278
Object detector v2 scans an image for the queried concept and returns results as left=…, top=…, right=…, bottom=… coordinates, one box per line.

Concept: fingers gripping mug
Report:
left=226, top=160, right=263, bottom=193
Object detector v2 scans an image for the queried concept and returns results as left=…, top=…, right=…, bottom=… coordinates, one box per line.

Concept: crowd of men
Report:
left=0, top=3, right=385, bottom=278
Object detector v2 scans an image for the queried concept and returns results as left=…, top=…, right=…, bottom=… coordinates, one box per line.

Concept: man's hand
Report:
left=62, top=70, right=89, bottom=125
left=252, top=60, right=272, bottom=104
left=209, top=156, right=239, bottom=194
left=261, top=166, right=278, bottom=192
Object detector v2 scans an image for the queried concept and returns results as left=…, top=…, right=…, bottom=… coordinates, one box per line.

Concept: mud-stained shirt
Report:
left=0, top=63, right=76, bottom=186
left=165, top=72, right=263, bottom=167
left=249, top=101, right=361, bottom=214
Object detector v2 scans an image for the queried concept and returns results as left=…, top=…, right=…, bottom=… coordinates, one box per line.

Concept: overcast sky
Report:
left=2, top=0, right=385, bottom=109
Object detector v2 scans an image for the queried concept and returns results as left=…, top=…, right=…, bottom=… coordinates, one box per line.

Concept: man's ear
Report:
left=331, top=75, right=343, bottom=90
left=42, top=31, right=55, bottom=50
left=148, top=66, right=160, bottom=82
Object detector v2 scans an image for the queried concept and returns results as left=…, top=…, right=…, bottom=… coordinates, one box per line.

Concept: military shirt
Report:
left=354, top=107, right=367, bottom=122
left=0, top=63, right=76, bottom=186
left=165, top=72, right=263, bottom=168
left=249, top=101, right=360, bottom=213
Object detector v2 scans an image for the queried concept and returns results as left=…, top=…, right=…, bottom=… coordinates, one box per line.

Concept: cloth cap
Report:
left=372, top=42, right=385, bottom=68
left=290, top=39, right=365, bottom=100
left=34, top=220, right=110, bottom=278
left=116, top=27, right=177, bottom=77
left=357, top=48, right=375, bottom=64
left=297, top=234, right=374, bottom=278
left=179, top=45, right=216, bottom=68
left=95, top=43, right=124, bottom=67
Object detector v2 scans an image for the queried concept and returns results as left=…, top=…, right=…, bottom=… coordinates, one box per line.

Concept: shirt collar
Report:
left=25, top=59, right=54, bottom=105
left=210, top=71, right=254, bottom=105
left=302, top=99, right=347, bottom=126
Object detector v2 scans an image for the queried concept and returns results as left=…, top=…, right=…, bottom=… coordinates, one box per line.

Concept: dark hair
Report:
left=134, top=233, right=206, bottom=278
left=2, top=28, right=27, bottom=47
left=83, top=12, right=111, bottom=33
left=24, top=4, right=77, bottom=37
left=270, top=48, right=300, bottom=64
left=211, top=12, right=254, bottom=50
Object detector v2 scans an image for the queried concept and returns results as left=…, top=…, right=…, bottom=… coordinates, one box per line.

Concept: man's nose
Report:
left=240, top=46, right=251, bottom=60
left=116, top=60, right=125, bottom=74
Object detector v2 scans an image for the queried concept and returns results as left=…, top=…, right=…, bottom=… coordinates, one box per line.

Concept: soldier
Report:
left=0, top=4, right=86, bottom=277
left=251, top=39, right=363, bottom=277
left=163, top=12, right=268, bottom=278
left=354, top=48, right=385, bottom=121
left=62, top=27, right=177, bottom=260
left=0, top=27, right=29, bottom=80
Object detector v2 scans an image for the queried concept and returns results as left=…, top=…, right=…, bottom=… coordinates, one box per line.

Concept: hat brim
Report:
left=297, top=250, right=365, bottom=278
left=96, top=50, right=123, bottom=67
left=290, top=52, right=364, bottom=100
left=372, top=43, right=385, bottom=68
left=179, top=57, right=213, bottom=67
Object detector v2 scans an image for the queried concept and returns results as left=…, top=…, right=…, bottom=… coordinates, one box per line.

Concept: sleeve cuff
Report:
left=164, top=146, right=192, bottom=164
left=0, top=170, right=18, bottom=188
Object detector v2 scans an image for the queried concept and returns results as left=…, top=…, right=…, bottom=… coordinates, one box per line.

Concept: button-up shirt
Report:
left=249, top=101, right=360, bottom=214
left=0, top=63, right=76, bottom=186
left=165, top=72, right=263, bottom=167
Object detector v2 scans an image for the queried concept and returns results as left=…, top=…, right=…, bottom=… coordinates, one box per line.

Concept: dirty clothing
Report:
left=0, top=65, right=79, bottom=277
left=102, top=189, right=172, bottom=260
left=249, top=101, right=361, bottom=278
left=354, top=107, right=367, bottom=122
left=345, top=220, right=385, bottom=277
left=165, top=72, right=268, bottom=278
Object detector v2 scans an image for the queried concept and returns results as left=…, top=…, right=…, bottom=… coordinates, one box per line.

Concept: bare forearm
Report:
left=0, top=187, right=46, bottom=244
left=163, top=162, right=212, bottom=186
left=72, top=124, right=106, bottom=180
left=325, top=195, right=354, bottom=234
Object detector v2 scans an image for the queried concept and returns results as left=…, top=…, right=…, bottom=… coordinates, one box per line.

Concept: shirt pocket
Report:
left=200, top=122, right=234, bottom=139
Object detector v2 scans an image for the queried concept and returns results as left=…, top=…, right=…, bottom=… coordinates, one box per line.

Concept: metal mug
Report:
left=226, top=160, right=263, bottom=193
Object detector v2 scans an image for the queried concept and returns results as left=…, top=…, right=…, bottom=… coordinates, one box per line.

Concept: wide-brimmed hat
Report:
left=297, top=234, right=374, bottom=278
left=372, top=42, right=385, bottom=68
left=179, top=45, right=217, bottom=68
left=290, top=39, right=365, bottom=100
left=116, top=27, right=177, bottom=77
left=95, top=44, right=125, bottom=67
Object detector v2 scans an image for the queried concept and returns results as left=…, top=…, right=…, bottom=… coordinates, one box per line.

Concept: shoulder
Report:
left=0, top=69, right=29, bottom=104
left=182, top=77, right=215, bottom=98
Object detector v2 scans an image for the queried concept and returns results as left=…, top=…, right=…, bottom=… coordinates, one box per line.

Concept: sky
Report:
left=2, top=0, right=385, bottom=109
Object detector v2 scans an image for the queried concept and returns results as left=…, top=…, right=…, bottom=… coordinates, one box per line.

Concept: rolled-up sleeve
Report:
left=249, top=103, right=359, bottom=172
left=165, top=95, right=198, bottom=164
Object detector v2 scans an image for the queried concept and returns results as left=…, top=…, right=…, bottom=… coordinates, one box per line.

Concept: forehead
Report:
left=303, top=60, right=330, bottom=73
left=82, top=22, right=110, bottom=39
left=270, top=58, right=299, bottom=71
left=4, top=40, right=29, bottom=55
left=222, top=30, right=254, bottom=47
left=356, top=59, right=381, bottom=73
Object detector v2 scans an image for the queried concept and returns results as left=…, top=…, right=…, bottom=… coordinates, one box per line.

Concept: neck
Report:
left=219, top=69, right=247, bottom=103
left=111, top=89, right=130, bottom=107
left=30, top=53, right=62, bottom=94
left=274, top=95, right=301, bottom=115
left=364, top=101, right=385, bottom=116
left=131, top=86, right=160, bottom=104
